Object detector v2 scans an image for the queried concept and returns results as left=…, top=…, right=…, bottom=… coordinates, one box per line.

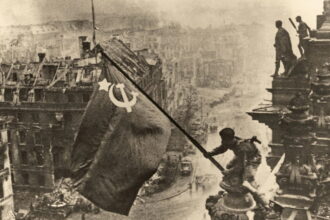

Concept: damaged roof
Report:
left=98, top=38, right=151, bottom=79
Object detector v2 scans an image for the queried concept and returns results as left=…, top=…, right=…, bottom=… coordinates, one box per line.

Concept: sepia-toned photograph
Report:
left=0, top=0, right=328, bottom=219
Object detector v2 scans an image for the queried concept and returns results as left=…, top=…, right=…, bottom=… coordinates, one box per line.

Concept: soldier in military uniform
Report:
left=206, top=128, right=261, bottom=186
left=204, top=128, right=282, bottom=218
left=296, top=16, right=311, bottom=58
left=205, top=128, right=273, bottom=211
left=273, top=20, right=297, bottom=76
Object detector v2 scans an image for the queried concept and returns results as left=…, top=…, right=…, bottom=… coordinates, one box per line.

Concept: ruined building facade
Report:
left=0, top=118, right=15, bottom=220
left=0, top=37, right=166, bottom=203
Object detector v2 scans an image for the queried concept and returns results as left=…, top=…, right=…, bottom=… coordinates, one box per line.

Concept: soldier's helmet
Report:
left=219, top=128, right=235, bottom=142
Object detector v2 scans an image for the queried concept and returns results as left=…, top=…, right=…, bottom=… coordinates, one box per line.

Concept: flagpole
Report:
left=91, top=0, right=96, bottom=46
left=91, top=0, right=98, bottom=66
left=100, top=50, right=225, bottom=172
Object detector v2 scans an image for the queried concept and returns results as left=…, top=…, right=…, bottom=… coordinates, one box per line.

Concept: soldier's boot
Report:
left=298, top=44, right=304, bottom=58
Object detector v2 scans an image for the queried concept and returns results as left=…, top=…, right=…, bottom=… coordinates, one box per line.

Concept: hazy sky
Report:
left=0, top=0, right=323, bottom=28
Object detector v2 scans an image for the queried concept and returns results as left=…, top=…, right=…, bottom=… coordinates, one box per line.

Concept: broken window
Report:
left=53, top=151, right=60, bottom=166
left=19, top=88, right=28, bottom=102
left=46, top=93, right=58, bottom=103
left=32, top=113, right=40, bottom=123
left=73, top=72, right=78, bottom=82
left=67, top=94, right=75, bottom=103
left=8, top=148, right=13, bottom=163
left=35, top=148, right=44, bottom=166
left=34, top=132, right=42, bottom=145
left=48, top=113, right=55, bottom=124
left=22, top=172, right=29, bottom=185
left=4, top=89, right=13, bottom=101
left=12, top=72, right=18, bottom=82
left=8, top=131, right=11, bottom=143
left=37, top=174, right=45, bottom=186
left=19, top=130, right=26, bottom=144
left=53, top=93, right=59, bottom=103
left=81, top=69, right=92, bottom=83
left=64, top=112, right=72, bottom=123
left=27, top=89, right=35, bottom=102
left=0, top=181, right=3, bottom=198
left=0, top=155, right=4, bottom=170
left=24, top=73, right=33, bottom=85
left=82, top=93, right=90, bottom=103
left=92, top=69, right=102, bottom=82
left=35, top=89, right=43, bottom=102
left=20, top=151, right=28, bottom=164
left=42, top=65, right=57, bottom=81
left=7, top=131, right=11, bottom=143
left=53, top=146, right=63, bottom=167
left=17, top=112, right=23, bottom=122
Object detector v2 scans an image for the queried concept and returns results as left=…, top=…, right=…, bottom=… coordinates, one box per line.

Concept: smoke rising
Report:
left=0, top=0, right=323, bottom=27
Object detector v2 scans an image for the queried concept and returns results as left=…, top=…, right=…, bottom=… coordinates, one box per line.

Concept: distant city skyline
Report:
left=0, top=0, right=323, bottom=28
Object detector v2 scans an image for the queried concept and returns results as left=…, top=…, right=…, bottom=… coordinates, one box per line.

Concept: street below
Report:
left=68, top=83, right=273, bottom=220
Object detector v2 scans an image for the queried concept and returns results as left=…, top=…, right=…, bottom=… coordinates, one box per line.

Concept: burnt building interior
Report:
left=0, top=118, right=15, bottom=220
left=0, top=36, right=166, bottom=199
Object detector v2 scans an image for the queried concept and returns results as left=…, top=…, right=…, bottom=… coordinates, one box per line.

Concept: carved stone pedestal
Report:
left=206, top=190, right=256, bottom=220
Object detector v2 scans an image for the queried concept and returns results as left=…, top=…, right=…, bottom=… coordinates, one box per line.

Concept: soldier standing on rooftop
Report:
left=273, top=20, right=296, bottom=77
left=296, top=16, right=311, bottom=58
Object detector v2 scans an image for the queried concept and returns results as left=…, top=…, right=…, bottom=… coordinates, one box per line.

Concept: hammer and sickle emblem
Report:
left=109, top=83, right=138, bottom=113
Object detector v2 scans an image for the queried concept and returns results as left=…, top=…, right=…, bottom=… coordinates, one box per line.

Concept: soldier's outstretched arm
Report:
left=208, top=145, right=229, bottom=157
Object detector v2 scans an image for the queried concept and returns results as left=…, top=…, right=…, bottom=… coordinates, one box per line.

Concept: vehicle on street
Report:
left=180, top=158, right=193, bottom=176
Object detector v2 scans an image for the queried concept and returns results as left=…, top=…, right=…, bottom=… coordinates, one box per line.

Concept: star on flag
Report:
left=98, top=79, right=111, bottom=91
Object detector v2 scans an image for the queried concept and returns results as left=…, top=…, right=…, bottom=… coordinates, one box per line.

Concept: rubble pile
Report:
left=30, top=178, right=99, bottom=219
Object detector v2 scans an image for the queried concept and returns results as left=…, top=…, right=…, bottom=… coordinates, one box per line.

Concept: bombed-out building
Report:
left=1, top=51, right=102, bottom=192
left=0, top=20, right=93, bottom=63
left=0, top=117, right=15, bottom=220
left=0, top=37, right=166, bottom=210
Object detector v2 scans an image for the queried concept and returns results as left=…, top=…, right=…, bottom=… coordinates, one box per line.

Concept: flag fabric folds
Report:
left=70, top=39, right=171, bottom=215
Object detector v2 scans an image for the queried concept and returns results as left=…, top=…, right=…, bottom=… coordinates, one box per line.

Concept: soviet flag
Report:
left=70, top=39, right=171, bottom=215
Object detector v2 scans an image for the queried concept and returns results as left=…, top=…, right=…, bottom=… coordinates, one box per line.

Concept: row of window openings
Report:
left=18, top=147, right=63, bottom=166
left=16, top=112, right=74, bottom=123
left=9, top=66, right=99, bottom=81
left=14, top=172, right=46, bottom=187
left=3, top=89, right=90, bottom=103
left=20, top=150, right=44, bottom=166
left=18, top=131, right=41, bottom=145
